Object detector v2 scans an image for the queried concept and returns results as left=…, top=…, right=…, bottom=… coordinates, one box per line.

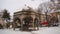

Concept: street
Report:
left=0, top=27, right=60, bottom=34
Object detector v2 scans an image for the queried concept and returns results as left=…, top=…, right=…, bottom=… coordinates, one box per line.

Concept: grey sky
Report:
left=0, top=0, right=50, bottom=19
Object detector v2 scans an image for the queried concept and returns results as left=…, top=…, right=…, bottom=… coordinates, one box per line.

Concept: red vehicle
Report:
left=41, top=22, right=48, bottom=26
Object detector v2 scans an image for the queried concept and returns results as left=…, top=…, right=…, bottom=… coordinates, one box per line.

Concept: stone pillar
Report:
left=13, top=20, right=15, bottom=30
left=31, top=15, right=35, bottom=30
left=20, top=15, right=24, bottom=31
left=20, top=18, right=23, bottom=30
left=33, top=18, right=35, bottom=30
left=37, top=16, right=39, bottom=30
left=58, top=15, right=60, bottom=26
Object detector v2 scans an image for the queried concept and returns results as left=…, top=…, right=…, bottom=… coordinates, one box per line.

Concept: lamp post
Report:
left=45, top=5, right=50, bottom=27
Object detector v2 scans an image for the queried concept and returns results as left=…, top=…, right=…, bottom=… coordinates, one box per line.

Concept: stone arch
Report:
left=22, top=16, right=33, bottom=30
left=34, top=17, right=38, bottom=27
left=13, top=17, right=21, bottom=30
left=14, top=17, right=21, bottom=24
left=23, top=16, right=33, bottom=24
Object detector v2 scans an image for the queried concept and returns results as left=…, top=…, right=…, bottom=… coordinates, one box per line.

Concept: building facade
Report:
left=13, top=7, right=40, bottom=30
left=38, top=0, right=60, bottom=26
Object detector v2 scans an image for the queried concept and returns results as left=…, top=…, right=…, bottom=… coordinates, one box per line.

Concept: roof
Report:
left=14, top=8, right=40, bottom=16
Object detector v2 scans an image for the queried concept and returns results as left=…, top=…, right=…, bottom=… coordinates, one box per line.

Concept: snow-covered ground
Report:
left=0, top=27, right=60, bottom=34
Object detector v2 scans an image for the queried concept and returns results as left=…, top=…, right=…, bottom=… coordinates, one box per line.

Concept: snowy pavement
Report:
left=0, top=27, right=60, bottom=34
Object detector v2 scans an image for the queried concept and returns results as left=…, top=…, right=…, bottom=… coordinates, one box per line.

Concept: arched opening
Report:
left=50, top=16, right=59, bottom=26
left=34, top=17, right=38, bottom=27
left=34, top=17, right=39, bottom=30
left=22, top=16, right=33, bottom=30
left=13, top=17, right=21, bottom=30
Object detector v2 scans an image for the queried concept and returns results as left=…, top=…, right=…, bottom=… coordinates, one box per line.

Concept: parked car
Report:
left=41, top=22, right=48, bottom=27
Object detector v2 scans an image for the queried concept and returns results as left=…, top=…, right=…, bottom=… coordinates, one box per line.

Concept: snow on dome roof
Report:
left=22, top=5, right=34, bottom=11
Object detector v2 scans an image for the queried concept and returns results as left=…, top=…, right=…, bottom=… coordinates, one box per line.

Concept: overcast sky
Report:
left=0, top=0, right=50, bottom=19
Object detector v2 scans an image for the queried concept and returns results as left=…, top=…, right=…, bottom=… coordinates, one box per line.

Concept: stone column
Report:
left=37, top=16, right=39, bottom=30
left=31, top=15, right=35, bottom=30
left=58, top=15, right=60, bottom=26
left=20, top=18, right=23, bottom=30
left=33, top=18, right=35, bottom=30
left=13, top=20, right=15, bottom=30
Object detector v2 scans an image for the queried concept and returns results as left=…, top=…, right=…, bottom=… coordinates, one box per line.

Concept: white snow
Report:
left=0, top=27, right=60, bottom=34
